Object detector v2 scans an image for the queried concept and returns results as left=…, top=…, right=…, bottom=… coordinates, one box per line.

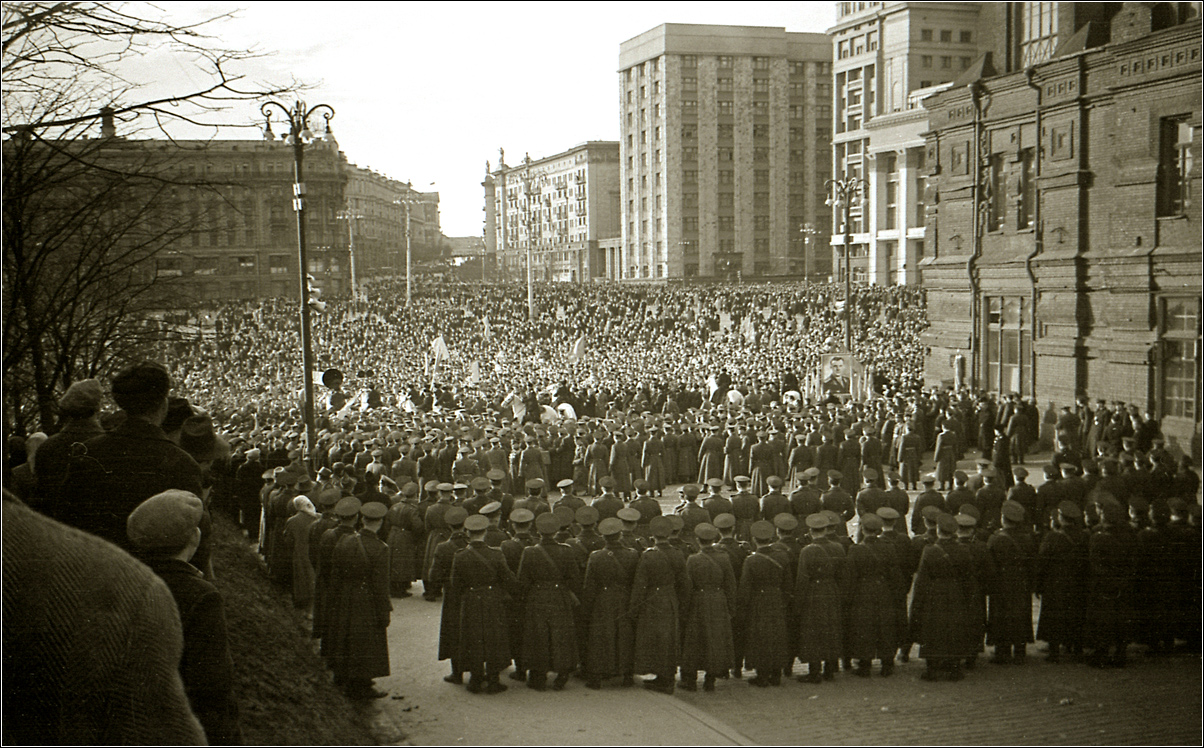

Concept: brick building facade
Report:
left=920, top=4, right=1201, bottom=456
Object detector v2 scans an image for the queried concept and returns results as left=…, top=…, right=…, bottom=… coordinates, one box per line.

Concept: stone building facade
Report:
left=921, top=3, right=1201, bottom=455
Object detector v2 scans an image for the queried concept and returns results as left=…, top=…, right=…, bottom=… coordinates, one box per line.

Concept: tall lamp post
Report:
left=799, top=222, right=818, bottom=281
left=520, top=153, right=537, bottom=320
left=261, top=99, right=334, bottom=464
left=394, top=194, right=426, bottom=306
left=825, top=175, right=865, bottom=352
left=336, top=205, right=363, bottom=297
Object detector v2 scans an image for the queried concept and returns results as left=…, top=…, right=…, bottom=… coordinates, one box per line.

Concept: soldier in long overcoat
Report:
left=385, top=483, right=424, bottom=596
left=843, top=514, right=901, bottom=676
left=326, top=502, right=392, bottom=699
left=517, top=512, right=582, bottom=690
left=642, top=429, right=666, bottom=495
left=911, top=514, right=973, bottom=681
left=986, top=502, right=1036, bottom=663
left=795, top=515, right=844, bottom=682
left=1034, top=501, right=1088, bottom=661
left=736, top=520, right=792, bottom=686
left=433, top=507, right=470, bottom=682
left=678, top=524, right=737, bottom=691
left=697, top=426, right=725, bottom=484
left=629, top=516, right=691, bottom=693
left=581, top=518, right=640, bottom=688
left=449, top=515, right=518, bottom=694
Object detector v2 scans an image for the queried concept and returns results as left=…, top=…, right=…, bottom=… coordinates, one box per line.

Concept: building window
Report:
left=685, top=263, right=699, bottom=277
left=682, top=54, right=697, bottom=68
left=984, top=297, right=1031, bottom=396
left=754, top=147, right=769, bottom=162
left=719, top=170, right=734, bottom=185
left=989, top=153, right=1006, bottom=231
left=718, top=147, right=733, bottom=162
left=961, top=56, right=972, bottom=69
left=683, top=217, right=699, bottom=232
left=717, top=55, right=733, bottom=69
left=719, top=101, right=734, bottom=115
left=195, top=257, right=219, bottom=275
left=683, top=146, right=698, bottom=161
left=683, top=76, right=696, bottom=90
left=1159, top=116, right=1195, bottom=217
left=885, top=180, right=898, bottom=230
left=683, top=170, right=698, bottom=184
left=682, top=124, right=697, bottom=139
left=683, top=192, right=699, bottom=208
left=755, top=215, right=770, bottom=231
left=789, top=82, right=805, bottom=97
left=718, top=124, right=734, bottom=140
left=682, top=100, right=697, bottom=114
left=790, top=61, right=805, bottom=76
left=718, top=77, right=733, bottom=92
left=719, top=216, right=735, bottom=231
left=960, top=30, right=973, bottom=44
left=752, top=101, right=769, bottom=116
left=1018, top=148, right=1035, bottom=229
left=921, top=55, right=932, bottom=68
left=940, top=56, right=952, bottom=69
left=940, top=29, right=952, bottom=42
left=1021, top=1, right=1059, bottom=66
left=719, top=193, right=734, bottom=209
left=238, top=256, right=256, bottom=271
left=719, top=239, right=735, bottom=252
left=753, top=56, right=770, bottom=70
left=754, top=79, right=770, bottom=94
left=790, top=105, right=805, bottom=119
left=1160, top=297, right=1201, bottom=419
left=755, top=169, right=769, bottom=185
left=921, top=28, right=933, bottom=41
left=754, top=124, right=769, bottom=140
left=269, top=255, right=290, bottom=275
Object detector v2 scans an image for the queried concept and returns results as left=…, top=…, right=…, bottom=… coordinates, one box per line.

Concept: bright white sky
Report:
left=140, top=2, right=837, bottom=237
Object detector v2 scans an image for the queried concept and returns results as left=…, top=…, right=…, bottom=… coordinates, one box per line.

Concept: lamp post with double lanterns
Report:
left=261, top=99, right=334, bottom=464
left=825, top=175, right=865, bottom=352
left=394, top=194, right=426, bottom=306
left=799, top=222, right=818, bottom=281
left=519, top=153, right=538, bottom=320
left=336, top=205, right=363, bottom=297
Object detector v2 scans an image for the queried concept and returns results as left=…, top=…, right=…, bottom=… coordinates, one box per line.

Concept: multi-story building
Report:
left=920, top=3, right=1201, bottom=454
left=344, top=164, right=440, bottom=285
left=829, top=2, right=985, bottom=285
left=484, top=142, right=620, bottom=283
left=617, top=24, right=832, bottom=281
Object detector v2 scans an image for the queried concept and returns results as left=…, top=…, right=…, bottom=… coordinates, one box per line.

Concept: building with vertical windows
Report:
left=617, top=24, right=832, bottom=281
left=829, top=2, right=986, bottom=285
left=484, top=142, right=620, bottom=283
left=920, top=3, right=1201, bottom=455
left=344, top=165, right=440, bottom=283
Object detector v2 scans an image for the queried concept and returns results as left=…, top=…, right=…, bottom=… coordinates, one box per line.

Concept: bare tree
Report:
left=3, top=2, right=298, bottom=433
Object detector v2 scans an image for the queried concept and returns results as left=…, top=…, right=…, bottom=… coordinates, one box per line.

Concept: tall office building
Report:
left=484, top=141, right=620, bottom=283
left=617, top=24, right=832, bottom=281
left=829, top=2, right=985, bottom=285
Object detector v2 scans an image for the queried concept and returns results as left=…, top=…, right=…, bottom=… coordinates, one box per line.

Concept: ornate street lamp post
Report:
left=261, top=99, right=334, bottom=465
left=825, top=175, right=865, bottom=352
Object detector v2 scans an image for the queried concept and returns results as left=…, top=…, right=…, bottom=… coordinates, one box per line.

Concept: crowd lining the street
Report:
left=4, top=279, right=1200, bottom=742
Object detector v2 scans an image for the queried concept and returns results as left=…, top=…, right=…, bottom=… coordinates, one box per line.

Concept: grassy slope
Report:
left=210, top=514, right=380, bottom=745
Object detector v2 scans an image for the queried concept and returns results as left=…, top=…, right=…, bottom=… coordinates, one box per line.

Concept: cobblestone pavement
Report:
left=672, top=649, right=1202, bottom=746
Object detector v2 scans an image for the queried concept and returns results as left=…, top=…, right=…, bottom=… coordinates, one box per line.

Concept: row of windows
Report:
left=919, top=28, right=974, bottom=44
left=678, top=100, right=810, bottom=118
left=920, top=55, right=974, bottom=70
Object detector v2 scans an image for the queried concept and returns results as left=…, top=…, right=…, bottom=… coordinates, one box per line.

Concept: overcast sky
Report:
left=137, top=2, right=837, bottom=236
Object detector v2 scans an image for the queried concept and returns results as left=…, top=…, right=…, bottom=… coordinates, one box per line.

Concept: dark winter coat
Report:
left=325, top=529, right=392, bottom=681
left=795, top=542, right=844, bottom=663
left=448, top=541, right=517, bottom=671
left=629, top=543, right=691, bottom=675
left=736, top=548, right=792, bottom=673
left=581, top=542, right=640, bottom=677
left=680, top=547, right=737, bottom=674
left=517, top=539, right=582, bottom=673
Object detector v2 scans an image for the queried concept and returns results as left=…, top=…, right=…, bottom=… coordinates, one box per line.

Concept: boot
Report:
left=880, top=661, right=894, bottom=677
left=552, top=671, right=570, bottom=691
left=823, top=660, right=837, bottom=681
left=703, top=673, right=717, bottom=692
left=585, top=675, right=602, bottom=690
left=466, top=673, right=484, bottom=694
left=678, top=670, right=697, bottom=691
left=854, top=659, right=872, bottom=678
left=799, top=661, right=823, bottom=684
left=509, top=668, right=527, bottom=682
left=1047, top=642, right=1061, bottom=663
left=946, top=664, right=965, bottom=682
left=1013, top=644, right=1027, bottom=665
left=443, top=670, right=463, bottom=685
left=527, top=672, right=548, bottom=691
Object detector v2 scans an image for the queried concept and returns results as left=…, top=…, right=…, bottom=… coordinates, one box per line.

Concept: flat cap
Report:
left=599, top=476, right=617, bottom=489
left=335, top=497, right=362, bottom=518
left=598, top=517, right=623, bottom=536
left=463, top=514, right=489, bottom=532
left=706, top=478, right=725, bottom=488
left=861, top=513, right=884, bottom=532
left=666, top=515, right=684, bottom=531
left=713, top=513, right=736, bottom=529
left=649, top=516, right=673, bottom=537
left=525, top=478, right=545, bottom=490
left=773, top=513, right=798, bottom=531
left=360, top=502, right=387, bottom=520
left=1002, top=500, right=1026, bottom=523
left=694, top=522, right=719, bottom=542
left=575, top=505, right=599, bottom=525
left=734, top=475, right=752, bottom=484
left=552, top=504, right=575, bottom=525
left=921, top=474, right=937, bottom=484
left=802, top=467, right=820, bottom=480
left=127, top=490, right=203, bottom=551
left=827, top=470, right=843, bottom=482
left=59, top=378, right=103, bottom=414
left=444, top=506, right=468, bottom=526
left=437, top=482, right=454, bottom=492
left=921, top=505, right=942, bottom=521
left=766, top=476, right=784, bottom=488
left=617, top=507, right=641, bottom=522
left=682, top=484, right=701, bottom=498
left=804, top=513, right=828, bottom=529
left=751, top=519, right=776, bottom=540
left=958, top=503, right=981, bottom=520
left=471, top=477, right=492, bottom=491
left=480, top=501, right=502, bottom=516
left=875, top=506, right=900, bottom=520
left=319, top=487, right=342, bottom=507
left=535, top=512, right=562, bottom=534
left=402, top=482, right=419, bottom=497
left=486, top=469, right=507, bottom=481
left=936, top=513, right=958, bottom=534
left=510, top=508, right=535, bottom=524
left=953, top=470, right=968, bottom=482
left=1012, top=466, right=1029, bottom=479
left=955, top=513, right=977, bottom=528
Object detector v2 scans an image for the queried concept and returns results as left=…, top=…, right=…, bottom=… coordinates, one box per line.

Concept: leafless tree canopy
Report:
left=3, top=2, right=299, bottom=434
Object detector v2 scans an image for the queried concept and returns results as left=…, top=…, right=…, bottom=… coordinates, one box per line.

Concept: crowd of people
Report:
left=4, top=278, right=1201, bottom=737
